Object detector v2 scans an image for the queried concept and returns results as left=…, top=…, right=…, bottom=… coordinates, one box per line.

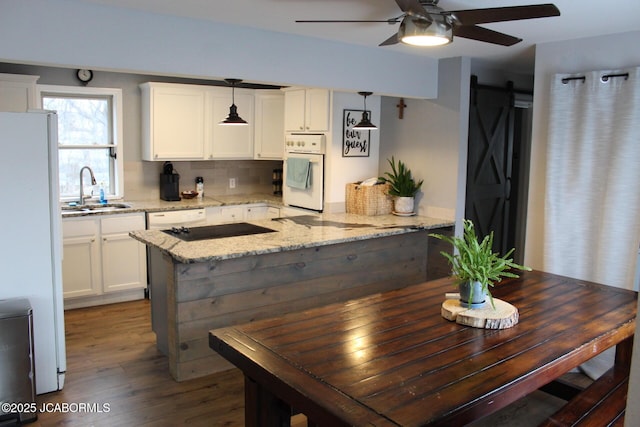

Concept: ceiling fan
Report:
left=296, top=0, right=560, bottom=47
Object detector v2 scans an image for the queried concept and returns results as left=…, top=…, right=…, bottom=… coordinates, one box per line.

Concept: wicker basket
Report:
left=345, top=183, right=393, bottom=216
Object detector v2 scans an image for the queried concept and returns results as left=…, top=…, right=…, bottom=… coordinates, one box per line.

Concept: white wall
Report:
left=526, top=31, right=640, bottom=426
left=325, top=92, right=381, bottom=213
left=379, top=57, right=470, bottom=223
left=0, top=0, right=438, bottom=99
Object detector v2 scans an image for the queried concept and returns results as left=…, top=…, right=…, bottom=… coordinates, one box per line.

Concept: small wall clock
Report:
left=76, top=69, right=93, bottom=85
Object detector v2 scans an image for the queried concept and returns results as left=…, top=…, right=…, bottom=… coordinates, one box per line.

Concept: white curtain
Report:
left=544, top=68, right=640, bottom=380
left=544, top=67, right=640, bottom=291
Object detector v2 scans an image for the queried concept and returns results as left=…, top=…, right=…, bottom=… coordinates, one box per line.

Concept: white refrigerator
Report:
left=0, top=111, right=66, bottom=394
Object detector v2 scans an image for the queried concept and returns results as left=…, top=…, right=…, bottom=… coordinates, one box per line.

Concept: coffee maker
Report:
left=160, top=162, right=180, bottom=201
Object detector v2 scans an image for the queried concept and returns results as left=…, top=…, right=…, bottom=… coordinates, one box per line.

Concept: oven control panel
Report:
left=284, top=133, right=325, bottom=154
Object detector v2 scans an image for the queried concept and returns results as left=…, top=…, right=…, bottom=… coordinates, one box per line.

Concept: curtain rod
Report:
left=561, top=72, right=629, bottom=84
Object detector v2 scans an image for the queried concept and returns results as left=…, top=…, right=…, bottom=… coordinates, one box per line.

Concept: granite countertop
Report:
left=130, top=213, right=453, bottom=264
left=61, top=193, right=284, bottom=217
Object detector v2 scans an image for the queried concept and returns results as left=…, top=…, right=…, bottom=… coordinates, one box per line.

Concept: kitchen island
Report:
left=130, top=213, right=453, bottom=381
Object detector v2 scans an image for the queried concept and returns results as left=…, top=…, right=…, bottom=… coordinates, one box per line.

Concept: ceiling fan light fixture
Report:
left=220, top=78, right=248, bottom=126
left=399, top=15, right=452, bottom=47
left=353, top=91, right=377, bottom=130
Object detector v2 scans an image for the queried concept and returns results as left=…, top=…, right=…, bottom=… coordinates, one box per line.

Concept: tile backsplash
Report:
left=124, top=159, right=282, bottom=200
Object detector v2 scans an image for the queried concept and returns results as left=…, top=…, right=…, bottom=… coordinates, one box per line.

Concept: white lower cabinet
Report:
left=206, top=204, right=280, bottom=225
left=62, top=213, right=147, bottom=308
left=61, top=219, right=101, bottom=299
left=101, top=214, right=147, bottom=293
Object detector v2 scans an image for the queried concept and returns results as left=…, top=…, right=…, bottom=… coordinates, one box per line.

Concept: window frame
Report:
left=36, top=84, right=124, bottom=202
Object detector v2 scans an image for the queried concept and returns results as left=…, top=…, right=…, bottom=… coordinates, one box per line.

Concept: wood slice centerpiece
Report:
left=442, top=298, right=519, bottom=329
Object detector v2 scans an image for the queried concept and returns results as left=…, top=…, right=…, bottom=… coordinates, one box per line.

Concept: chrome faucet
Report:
left=79, top=166, right=97, bottom=204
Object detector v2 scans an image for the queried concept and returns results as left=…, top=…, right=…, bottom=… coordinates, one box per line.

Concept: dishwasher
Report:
left=146, top=208, right=207, bottom=354
left=146, top=208, right=207, bottom=230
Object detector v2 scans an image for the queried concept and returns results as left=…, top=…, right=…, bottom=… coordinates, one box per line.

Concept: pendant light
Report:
left=353, top=91, right=377, bottom=130
left=398, top=15, right=452, bottom=47
left=220, top=78, right=248, bottom=126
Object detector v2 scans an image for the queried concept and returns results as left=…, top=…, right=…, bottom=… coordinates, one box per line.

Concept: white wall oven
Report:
left=283, top=133, right=325, bottom=212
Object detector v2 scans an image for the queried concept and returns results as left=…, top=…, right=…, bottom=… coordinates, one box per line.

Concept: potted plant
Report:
left=379, top=156, right=423, bottom=214
left=430, top=219, right=531, bottom=309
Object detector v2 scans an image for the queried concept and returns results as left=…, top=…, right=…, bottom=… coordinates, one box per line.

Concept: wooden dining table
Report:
left=208, top=270, right=637, bottom=426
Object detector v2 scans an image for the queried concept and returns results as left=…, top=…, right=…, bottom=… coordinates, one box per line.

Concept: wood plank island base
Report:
left=130, top=213, right=453, bottom=381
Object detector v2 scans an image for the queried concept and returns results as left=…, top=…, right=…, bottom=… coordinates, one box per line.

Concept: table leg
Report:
left=615, top=335, right=634, bottom=369
left=245, top=376, right=292, bottom=427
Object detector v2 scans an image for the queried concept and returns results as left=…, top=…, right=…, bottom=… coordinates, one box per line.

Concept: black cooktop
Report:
left=162, top=222, right=277, bottom=242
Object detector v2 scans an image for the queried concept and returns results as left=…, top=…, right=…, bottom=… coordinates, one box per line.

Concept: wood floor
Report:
left=32, top=300, right=254, bottom=427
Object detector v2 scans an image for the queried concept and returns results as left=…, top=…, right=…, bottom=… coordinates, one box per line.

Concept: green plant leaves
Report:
left=430, top=219, right=531, bottom=306
left=378, top=156, right=423, bottom=197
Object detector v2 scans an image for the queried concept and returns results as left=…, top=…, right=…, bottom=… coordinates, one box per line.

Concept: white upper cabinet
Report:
left=254, top=90, right=284, bottom=160
left=0, top=73, right=39, bottom=112
left=141, top=82, right=268, bottom=161
left=284, top=88, right=330, bottom=133
left=141, top=82, right=207, bottom=161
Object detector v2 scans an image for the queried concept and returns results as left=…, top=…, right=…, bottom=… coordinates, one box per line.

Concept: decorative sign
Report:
left=342, top=109, right=370, bottom=157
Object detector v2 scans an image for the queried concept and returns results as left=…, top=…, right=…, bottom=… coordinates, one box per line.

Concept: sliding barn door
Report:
left=465, top=77, right=515, bottom=256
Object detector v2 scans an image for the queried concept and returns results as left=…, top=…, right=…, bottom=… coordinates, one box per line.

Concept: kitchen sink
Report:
left=62, top=203, right=132, bottom=214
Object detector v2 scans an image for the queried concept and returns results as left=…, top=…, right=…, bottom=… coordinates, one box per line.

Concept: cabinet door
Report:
left=0, top=73, right=39, bottom=112
left=205, top=206, right=222, bottom=225
left=62, top=218, right=101, bottom=299
left=144, top=84, right=207, bottom=160
left=102, top=232, right=146, bottom=293
left=101, top=214, right=147, bottom=293
left=210, top=91, right=254, bottom=159
left=305, top=89, right=330, bottom=132
left=284, top=89, right=306, bottom=132
left=62, top=236, right=100, bottom=298
left=254, top=92, right=284, bottom=160
left=246, top=205, right=269, bottom=220
left=267, top=207, right=280, bottom=219
left=220, top=206, right=245, bottom=223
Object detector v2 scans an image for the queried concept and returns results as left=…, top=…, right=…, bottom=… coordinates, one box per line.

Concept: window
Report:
left=38, top=85, right=123, bottom=202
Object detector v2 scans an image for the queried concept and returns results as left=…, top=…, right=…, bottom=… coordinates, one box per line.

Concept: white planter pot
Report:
left=394, top=197, right=414, bottom=214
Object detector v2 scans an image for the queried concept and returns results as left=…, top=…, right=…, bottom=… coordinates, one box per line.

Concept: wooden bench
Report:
left=539, top=365, right=629, bottom=427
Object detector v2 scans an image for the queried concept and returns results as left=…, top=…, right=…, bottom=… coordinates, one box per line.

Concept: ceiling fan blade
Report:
left=453, top=25, right=522, bottom=46
left=450, top=4, right=560, bottom=25
left=379, top=33, right=399, bottom=46
left=296, top=19, right=399, bottom=23
left=395, top=0, right=431, bottom=21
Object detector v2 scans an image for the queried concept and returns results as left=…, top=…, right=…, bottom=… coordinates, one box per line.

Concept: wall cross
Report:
left=396, top=98, right=407, bottom=119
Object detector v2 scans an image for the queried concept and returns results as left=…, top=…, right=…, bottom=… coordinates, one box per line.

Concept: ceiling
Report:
left=73, top=0, right=640, bottom=71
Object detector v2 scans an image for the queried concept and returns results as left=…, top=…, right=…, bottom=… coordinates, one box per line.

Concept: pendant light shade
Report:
left=399, top=15, right=452, bottom=47
left=353, top=92, right=377, bottom=130
left=220, top=78, right=248, bottom=126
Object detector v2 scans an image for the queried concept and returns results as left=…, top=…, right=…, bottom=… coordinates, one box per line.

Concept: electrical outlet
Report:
left=229, top=178, right=236, bottom=189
